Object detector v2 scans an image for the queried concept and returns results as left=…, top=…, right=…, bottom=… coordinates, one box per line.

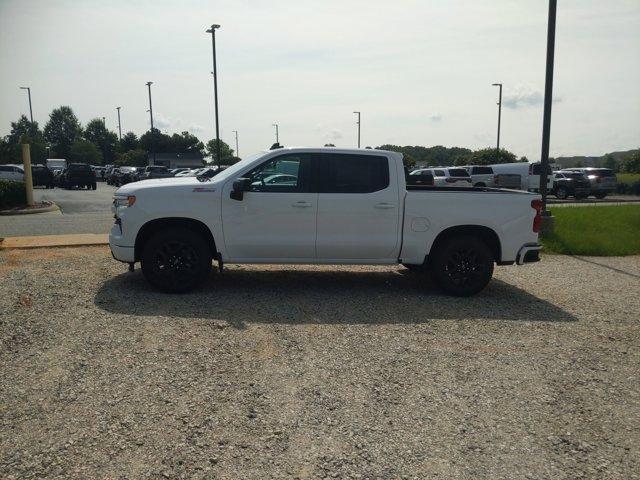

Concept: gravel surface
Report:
left=1, top=248, right=638, bottom=479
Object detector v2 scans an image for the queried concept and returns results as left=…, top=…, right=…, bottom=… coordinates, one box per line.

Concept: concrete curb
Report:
left=0, top=202, right=60, bottom=216
left=0, top=234, right=109, bottom=250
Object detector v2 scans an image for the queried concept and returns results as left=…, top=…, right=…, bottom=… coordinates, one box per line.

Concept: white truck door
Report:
left=315, top=153, right=400, bottom=259
left=221, top=153, right=317, bottom=260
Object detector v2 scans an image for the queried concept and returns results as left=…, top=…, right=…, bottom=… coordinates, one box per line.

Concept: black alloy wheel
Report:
left=431, top=235, right=494, bottom=296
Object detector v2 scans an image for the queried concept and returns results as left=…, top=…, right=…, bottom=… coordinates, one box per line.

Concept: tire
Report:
left=141, top=228, right=212, bottom=293
left=92, top=183, right=97, bottom=190
left=594, top=192, right=607, bottom=199
left=555, top=186, right=569, bottom=199
left=474, top=183, right=486, bottom=188
left=430, top=235, right=494, bottom=297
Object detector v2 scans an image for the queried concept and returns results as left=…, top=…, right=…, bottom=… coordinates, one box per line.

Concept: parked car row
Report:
left=405, top=163, right=618, bottom=199
left=0, top=163, right=96, bottom=189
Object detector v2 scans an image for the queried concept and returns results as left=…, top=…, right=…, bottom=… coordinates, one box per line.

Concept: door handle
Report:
left=374, top=203, right=395, bottom=209
left=292, top=201, right=312, bottom=208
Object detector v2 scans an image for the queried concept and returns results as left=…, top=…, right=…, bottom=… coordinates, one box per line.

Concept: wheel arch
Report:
left=134, top=217, right=218, bottom=262
left=428, top=225, right=502, bottom=263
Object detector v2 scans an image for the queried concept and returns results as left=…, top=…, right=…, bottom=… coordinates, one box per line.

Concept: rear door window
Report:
left=319, top=154, right=389, bottom=193
left=472, top=166, right=493, bottom=174
left=434, top=169, right=446, bottom=177
left=447, top=168, right=470, bottom=177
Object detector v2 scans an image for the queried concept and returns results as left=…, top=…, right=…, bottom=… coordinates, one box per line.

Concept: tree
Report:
left=453, top=152, right=473, bottom=166
left=603, top=154, right=618, bottom=172
left=7, top=115, right=41, bottom=145
left=519, top=156, right=529, bottom=163
left=69, top=140, right=102, bottom=164
left=119, top=132, right=139, bottom=153
left=44, top=106, right=82, bottom=159
left=116, top=149, right=148, bottom=167
left=205, top=139, right=236, bottom=165
left=84, top=118, right=118, bottom=165
left=621, top=151, right=640, bottom=173
left=139, top=128, right=173, bottom=154
left=2, top=115, right=48, bottom=164
left=377, top=144, right=472, bottom=167
left=466, top=148, right=517, bottom=166
left=170, top=131, right=205, bottom=155
left=402, top=152, right=416, bottom=168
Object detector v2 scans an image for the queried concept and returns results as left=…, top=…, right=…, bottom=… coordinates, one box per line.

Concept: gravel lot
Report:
left=1, top=248, right=638, bottom=479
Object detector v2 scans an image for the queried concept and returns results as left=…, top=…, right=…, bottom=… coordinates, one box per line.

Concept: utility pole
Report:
left=353, top=111, right=361, bottom=148
left=146, top=81, right=156, bottom=164
left=539, top=0, right=557, bottom=217
left=116, top=107, right=122, bottom=140
left=232, top=130, right=239, bottom=158
left=206, top=24, right=222, bottom=167
left=492, top=83, right=502, bottom=159
left=272, top=123, right=279, bottom=144
left=20, top=87, right=33, bottom=123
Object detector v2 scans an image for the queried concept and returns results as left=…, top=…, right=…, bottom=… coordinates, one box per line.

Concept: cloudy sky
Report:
left=1, top=0, right=638, bottom=159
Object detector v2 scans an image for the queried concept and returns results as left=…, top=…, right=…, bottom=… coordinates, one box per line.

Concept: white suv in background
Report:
left=0, top=164, right=25, bottom=182
left=461, top=165, right=495, bottom=187
left=411, top=167, right=472, bottom=187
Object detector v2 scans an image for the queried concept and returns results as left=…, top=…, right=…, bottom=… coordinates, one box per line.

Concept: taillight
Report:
left=531, top=199, right=543, bottom=233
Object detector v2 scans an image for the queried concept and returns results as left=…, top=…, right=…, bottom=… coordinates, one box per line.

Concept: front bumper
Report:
left=516, top=243, right=542, bottom=265
left=109, top=223, right=135, bottom=262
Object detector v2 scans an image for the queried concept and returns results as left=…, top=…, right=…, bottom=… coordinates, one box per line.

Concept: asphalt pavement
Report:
left=0, top=183, right=116, bottom=237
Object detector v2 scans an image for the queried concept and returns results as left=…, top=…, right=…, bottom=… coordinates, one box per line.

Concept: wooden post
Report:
left=22, top=144, right=34, bottom=206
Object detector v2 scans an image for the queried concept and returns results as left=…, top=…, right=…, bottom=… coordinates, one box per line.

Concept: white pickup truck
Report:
left=110, top=147, right=543, bottom=296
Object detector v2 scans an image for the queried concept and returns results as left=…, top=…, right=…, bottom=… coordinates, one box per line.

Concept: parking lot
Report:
left=0, top=183, right=116, bottom=237
left=1, top=248, right=638, bottom=479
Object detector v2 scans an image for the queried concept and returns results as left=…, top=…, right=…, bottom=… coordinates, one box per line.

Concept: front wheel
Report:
left=594, top=192, right=607, bottom=199
left=430, top=235, right=494, bottom=296
left=141, top=228, right=212, bottom=293
left=555, top=186, right=569, bottom=199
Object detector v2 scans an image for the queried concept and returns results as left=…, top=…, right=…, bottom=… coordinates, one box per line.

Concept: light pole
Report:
left=116, top=107, right=122, bottom=140
left=206, top=24, right=222, bottom=168
left=102, top=116, right=106, bottom=126
left=272, top=123, right=279, bottom=144
left=146, top=81, right=156, bottom=164
left=353, top=111, right=361, bottom=148
left=232, top=130, right=239, bottom=158
left=19, top=87, right=33, bottom=123
left=539, top=0, right=557, bottom=216
left=492, top=83, right=502, bottom=158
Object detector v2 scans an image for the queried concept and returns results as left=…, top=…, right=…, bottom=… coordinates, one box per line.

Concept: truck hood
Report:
left=114, top=177, right=209, bottom=195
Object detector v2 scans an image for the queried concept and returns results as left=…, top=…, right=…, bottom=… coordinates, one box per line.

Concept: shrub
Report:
left=0, top=180, right=27, bottom=209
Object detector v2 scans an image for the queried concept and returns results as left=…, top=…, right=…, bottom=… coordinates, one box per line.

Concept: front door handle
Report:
left=292, top=201, right=312, bottom=208
left=374, top=203, right=395, bottom=209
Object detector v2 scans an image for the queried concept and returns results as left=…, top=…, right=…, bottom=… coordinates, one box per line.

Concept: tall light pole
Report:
left=232, top=130, right=239, bottom=158
left=116, top=107, right=122, bottom=140
left=102, top=116, right=106, bottom=126
left=539, top=0, right=557, bottom=215
left=146, top=81, right=156, bottom=164
left=206, top=24, right=222, bottom=167
left=492, top=83, right=502, bottom=158
left=19, top=87, right=33, bottom=123
left=353, top=111, right=361, bottom=148
left=272, top=123, right=279, bottom=144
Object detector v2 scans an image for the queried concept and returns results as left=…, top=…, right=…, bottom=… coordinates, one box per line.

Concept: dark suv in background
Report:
left=561, top=168, right=617, bottom=199
left=551, top=171, right=591, bottom=199
left=59, top=163, right=97, bottom=190
left=31, top=165, right=54, bottom=188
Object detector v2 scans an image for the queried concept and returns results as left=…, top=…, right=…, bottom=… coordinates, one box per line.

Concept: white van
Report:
left=46, top=158, right=67, bottom=173
left=490, top=162, right=553, bottom=192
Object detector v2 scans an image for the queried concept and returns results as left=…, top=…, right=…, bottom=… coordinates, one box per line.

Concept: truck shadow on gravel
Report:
left=94, top=267, right=577, bottom=327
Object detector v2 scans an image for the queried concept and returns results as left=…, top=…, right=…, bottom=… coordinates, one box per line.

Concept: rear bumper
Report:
left=516, top=243, right=542, bottom=265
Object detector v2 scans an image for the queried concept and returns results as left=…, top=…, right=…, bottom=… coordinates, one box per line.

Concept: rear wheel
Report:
left=474, top=182, right=486, bottom=188
left=141, top=228, right=212, bottom=293
left=594, top=192, right=607, bottom=199
left=431, top=235, right=494, bottom=296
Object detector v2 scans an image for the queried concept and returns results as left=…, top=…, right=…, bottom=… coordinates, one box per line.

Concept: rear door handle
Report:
left=292, top=201, right=312, bottom=208
left=374, top=203, right=395, bottom=209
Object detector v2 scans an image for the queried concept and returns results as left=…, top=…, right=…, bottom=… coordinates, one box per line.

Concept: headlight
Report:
left=113, top=195, right=136, bottom=208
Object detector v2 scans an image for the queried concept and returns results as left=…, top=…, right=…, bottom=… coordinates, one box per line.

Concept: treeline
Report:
left=377, top=144, right=527, bottom=167
left=0, top=106, right=238, bottom=167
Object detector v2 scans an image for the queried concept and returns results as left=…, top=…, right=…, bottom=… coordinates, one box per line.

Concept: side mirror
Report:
left=230, top=177, right=251, bottom=201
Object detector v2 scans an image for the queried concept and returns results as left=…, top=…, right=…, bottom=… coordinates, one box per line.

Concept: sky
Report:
left=0, top=0, right=638, bottom=160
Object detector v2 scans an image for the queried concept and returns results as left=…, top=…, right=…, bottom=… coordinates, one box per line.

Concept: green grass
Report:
left=542, top=205, right=640, bottom=256
left=617, top=173, right=640, bottom=185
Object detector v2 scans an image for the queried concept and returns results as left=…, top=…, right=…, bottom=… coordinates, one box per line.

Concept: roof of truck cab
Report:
left=267, top=147, right=403, bottom=156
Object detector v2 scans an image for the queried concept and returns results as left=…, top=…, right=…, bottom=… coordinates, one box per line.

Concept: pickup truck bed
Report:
left=109, top=147, right=542, bottom=296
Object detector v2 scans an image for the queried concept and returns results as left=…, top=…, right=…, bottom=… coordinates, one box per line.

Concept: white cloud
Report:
left=153, top=113, right=171, bottom=131
left=503, top=85, right=562, bottom=109
left=429, top=113, right=443, bottom=122
left=324, top=129, right=343, bottom=141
